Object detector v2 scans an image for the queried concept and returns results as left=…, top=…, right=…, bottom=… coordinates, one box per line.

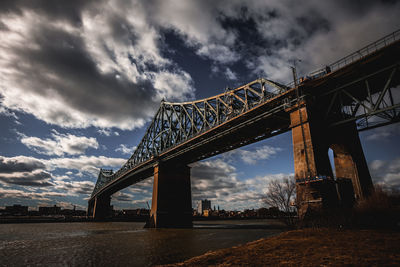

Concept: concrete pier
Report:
left=289, top=101, right=373, bottom=218
left=148, top=163, right=192, bottom=228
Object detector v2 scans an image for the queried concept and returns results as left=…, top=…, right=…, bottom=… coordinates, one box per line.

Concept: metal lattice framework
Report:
left=322, top=63, right=400, bottom=131
left=92, top=169, right=114, bottom=195
left=91, top=78, right=288, bottom=196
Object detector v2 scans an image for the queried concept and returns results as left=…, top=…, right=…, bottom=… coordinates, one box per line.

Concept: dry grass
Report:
left=353, top=186, right=400, bottom=228
left=161, top=228, right=400, bottom=266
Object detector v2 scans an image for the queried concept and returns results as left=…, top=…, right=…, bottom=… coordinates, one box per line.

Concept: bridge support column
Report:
left=290, top=103, right=338, bottom=219
left=148, top=163, right=192, bottom=228
left=87, top=199, right=94, bottom=217
left=90, top=195, right=112, bottom=221
left=330, top=123, right=373, bottom=200
left=289, top=102, right=373, bottom=219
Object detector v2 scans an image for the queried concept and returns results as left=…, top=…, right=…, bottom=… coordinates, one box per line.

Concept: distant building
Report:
left=5, top=204, right=28, bottom=215
left=197, top=199, right=211, bottom=215
left=60, top=209, right=86, bottom=216
left=38, top=205, right=61, bottom=215
left=203, top=209, right=209, bottom=217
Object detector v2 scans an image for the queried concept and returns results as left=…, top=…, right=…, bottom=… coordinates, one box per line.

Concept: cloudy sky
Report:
left=1, top=0, right=399, bottom=211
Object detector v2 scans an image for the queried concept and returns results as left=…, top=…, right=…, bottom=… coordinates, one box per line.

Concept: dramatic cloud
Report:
left=0, top=170, right=53, bottom=187
left=0, top=155, right=126, bottom=189
left=128, top=178, right=153, bottom=195
left=191, top=159, right=292, bottom=210
left=112, top=191, right=134, bottom=202
left=0, top=1, right=195, bottom=130
left=0, top=188, right=64, bottom=201
left=148, top=0, right=238, bottom=63
left=224, top=145, right=282, bottom=165
left=369, top=158, right=400, bottom=190
left=190, top=160, right=240, bottom=205
left=110, top=179, right=153, bottom=208
left=365, top=124, right=400, bottom=141
left=244, top=173, right=292, bottom=191
left=246, top=1, right=400, bottom=82
left=115, top=144, right=137, bottom=155
left=224, top=68, right=237, bottom=80
left=0, top=156, right=45, bottom=173
left=97, top=129, right=120, bottom=137
left=0, top=105, right=18, bottom=120
left=46, top=155, right=126, bottom=177
left=0, top=155, right=104, bottom=203
left=20, top=130, right=99, bottom=156
left=0, top=156, right=52, bottom=187
left=53, top=180, right=95, bottom=196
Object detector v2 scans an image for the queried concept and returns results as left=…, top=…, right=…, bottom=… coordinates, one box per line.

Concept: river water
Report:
left=0, top=219, right=284, bottom=266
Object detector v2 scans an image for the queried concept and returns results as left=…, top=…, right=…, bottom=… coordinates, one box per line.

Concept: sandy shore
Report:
left=162, top=228, right=400, bottom=266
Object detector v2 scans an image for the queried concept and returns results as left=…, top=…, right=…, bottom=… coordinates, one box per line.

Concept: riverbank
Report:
left=164, top=228, right=400, bottom=266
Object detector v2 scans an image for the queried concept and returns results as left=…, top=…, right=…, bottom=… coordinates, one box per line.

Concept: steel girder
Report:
left=320, top=63, right=400, bottom=131
left=91, top=78, right=288, bottom=197
left=92, top=169, right=114, bottom=197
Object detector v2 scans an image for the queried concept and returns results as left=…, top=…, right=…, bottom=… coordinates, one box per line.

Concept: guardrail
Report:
left=287, top=29, right=400, bottom=88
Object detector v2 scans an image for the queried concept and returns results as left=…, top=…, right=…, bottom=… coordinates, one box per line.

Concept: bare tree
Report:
left=263, top=177, right=296, bottom=226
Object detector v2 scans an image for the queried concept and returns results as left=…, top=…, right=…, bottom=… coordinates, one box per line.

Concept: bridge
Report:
left=88, top=30, right=400, bottom=227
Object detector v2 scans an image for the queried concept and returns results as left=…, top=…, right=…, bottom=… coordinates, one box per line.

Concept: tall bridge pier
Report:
left=147, top=163, right=192, bottom=228
left=289, top=100, right=373, bottom=218
left=87, top=194, right=112, bottom=220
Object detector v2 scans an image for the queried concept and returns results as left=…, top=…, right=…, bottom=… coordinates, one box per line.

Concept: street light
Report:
left=290, top=59, right=302, bottom=87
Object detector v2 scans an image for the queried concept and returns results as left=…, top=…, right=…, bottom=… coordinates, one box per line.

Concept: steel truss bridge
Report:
left=89, top=29, right=400, bottom=223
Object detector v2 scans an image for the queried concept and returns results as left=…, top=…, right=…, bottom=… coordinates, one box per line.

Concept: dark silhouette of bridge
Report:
left=88, top=30, right=400, bottom=227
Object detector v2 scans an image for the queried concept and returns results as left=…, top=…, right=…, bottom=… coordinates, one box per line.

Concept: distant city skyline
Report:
left=1, top=1, right=400, bottom=211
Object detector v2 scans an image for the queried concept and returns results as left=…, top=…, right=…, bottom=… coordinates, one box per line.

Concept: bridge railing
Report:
left=325, top=29, right=400, bottom=73
left=287, top=29, right=400, bottom=88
